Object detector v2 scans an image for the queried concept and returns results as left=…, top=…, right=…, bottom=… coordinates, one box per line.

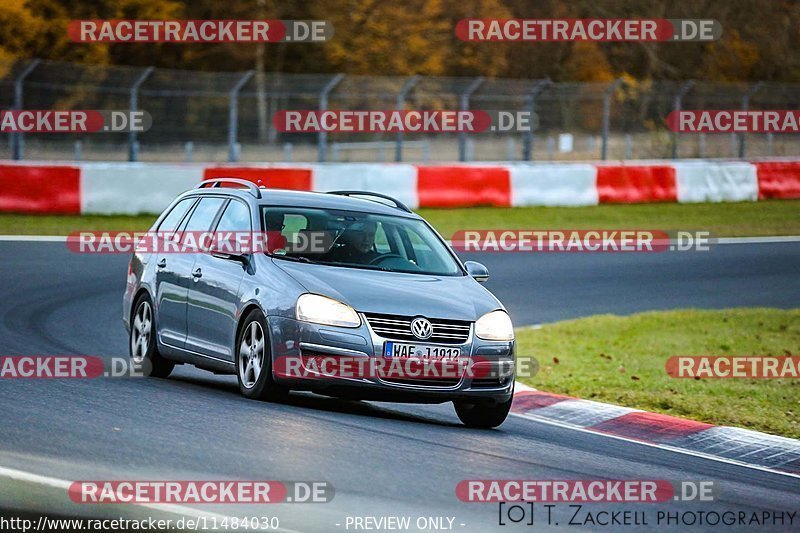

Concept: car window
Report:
left=157, top=198, right=195, bottom=232
left=282, top=214, right=308, bottom=243
left=215, top=200, right=251, bottom=232
left=184, top=197, right=226, bottom=232
left=403, top=225, right=442, bottom=270
left=260, top=206, right=462, bottom=276
left=374, top=223, right=391, bottom=253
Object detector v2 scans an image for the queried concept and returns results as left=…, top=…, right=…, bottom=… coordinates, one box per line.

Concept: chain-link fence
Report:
left=1, top=58, right=799, bottom=163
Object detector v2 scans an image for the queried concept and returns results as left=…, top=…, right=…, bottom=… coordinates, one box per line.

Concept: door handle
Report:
left=192, top=267, right=203, bottom=280
left=157, top=258, right=167, bottom=268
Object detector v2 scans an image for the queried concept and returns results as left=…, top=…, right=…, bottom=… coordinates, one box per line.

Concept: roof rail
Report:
left=327, top=190, right=412, bottom=213
left=198, top=177, right=261, bottom=199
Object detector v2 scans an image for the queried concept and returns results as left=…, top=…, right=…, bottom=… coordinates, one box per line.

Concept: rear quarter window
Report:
left=157, top=197, right=195, bottom=232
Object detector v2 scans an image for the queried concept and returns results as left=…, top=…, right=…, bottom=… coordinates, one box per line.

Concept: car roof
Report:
left=183, top=187, right=421, bottom=218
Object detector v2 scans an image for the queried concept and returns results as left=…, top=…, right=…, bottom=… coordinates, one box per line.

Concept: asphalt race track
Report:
left=0, top=240, right=799, bottom=531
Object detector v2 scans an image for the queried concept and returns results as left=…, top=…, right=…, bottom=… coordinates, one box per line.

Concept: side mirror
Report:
left=464, top=261, right=489, bottom=282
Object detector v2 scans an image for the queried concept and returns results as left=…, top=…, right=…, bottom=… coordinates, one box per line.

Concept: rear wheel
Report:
left=454, top=396, right=512, bottom=428
left=236, top=308, right=287, bottom=401
left=130, top=294, right=174, bottom=378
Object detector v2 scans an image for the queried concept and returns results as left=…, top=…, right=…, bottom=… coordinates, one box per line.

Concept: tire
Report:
left=454, top=396, right=512, bottom=429
left=130, top=294, right=174, bottom=378
left=235, top=308, right=287, bottom=401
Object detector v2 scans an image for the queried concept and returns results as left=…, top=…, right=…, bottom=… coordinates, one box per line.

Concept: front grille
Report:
left=380, top=376, right=462, bottom=388
left=364, top=313, right=471, bottom=345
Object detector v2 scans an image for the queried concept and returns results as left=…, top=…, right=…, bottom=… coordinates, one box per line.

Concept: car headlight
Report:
left=296, top=294, right=361, bottom=328
left=475, top=310, right=514, bottom=341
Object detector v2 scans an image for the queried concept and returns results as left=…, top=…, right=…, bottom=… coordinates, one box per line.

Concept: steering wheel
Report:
left=369, top=253, right=405, bottom=266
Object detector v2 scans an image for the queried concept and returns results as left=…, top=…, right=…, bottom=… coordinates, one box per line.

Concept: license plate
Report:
left=384, top=341, right=461, bottom=360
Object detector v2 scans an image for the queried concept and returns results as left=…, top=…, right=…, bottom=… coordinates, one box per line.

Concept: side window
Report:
left=215, top=200, right=251, bottom=232
left=157, top=198, right=195, bottom=232
left=212, top=200, right=251, bottom=253
left=182, top=197, right=226, bottom=251
left=184, top=197, right=225, bottom=232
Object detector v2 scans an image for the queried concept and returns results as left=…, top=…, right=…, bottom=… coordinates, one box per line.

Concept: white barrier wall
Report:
left=672, top=161, right=759, bottom=203
left=311, top=164, right=419, bottom=209
left=508, top=164, right=599, bottom=206
left=80, top=163, right=204, bottom=215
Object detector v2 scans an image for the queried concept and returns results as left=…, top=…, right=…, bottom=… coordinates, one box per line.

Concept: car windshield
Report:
left=260, top=206, right=463, bottom=276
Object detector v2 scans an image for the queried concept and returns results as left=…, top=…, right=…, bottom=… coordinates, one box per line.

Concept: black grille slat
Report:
left=381, top=377, right=461, bottom=387
left=364, top=312, right=471, bottom=345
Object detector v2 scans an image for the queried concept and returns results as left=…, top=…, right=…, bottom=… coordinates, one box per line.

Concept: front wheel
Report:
left=236, top=308, right=287, bottom=401
left=454, top=396, right=512, bottom=428
left=130, top=294, right=174, bottom=378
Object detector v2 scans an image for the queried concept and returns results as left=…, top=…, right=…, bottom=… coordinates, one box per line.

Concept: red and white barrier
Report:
left=672, top=161, right=758, bottom=203
left=509, top=163, right=599, bottom=206
left=0, top=160, right=798, bottom=215
left=80, top=163, right=202, bottom=215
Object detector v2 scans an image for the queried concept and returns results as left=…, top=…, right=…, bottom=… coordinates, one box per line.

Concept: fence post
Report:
left=739, top=82, right=763, bottom=159
left=228, top=70, right=255, bottom=163
left=318, top=74, right=345, bottom=163
left=522, top=79, right=550, bottom=161
left=129, top=66, right=154, bottom=162
left=600, top=79, right=622, bottom=161
left=12, top=59, right=41, bottom=160
left=671, top=80, right=694, bottom=159
left=395, top=75, right=420, bottom=162
left=459, top=77, right=484, bottom=162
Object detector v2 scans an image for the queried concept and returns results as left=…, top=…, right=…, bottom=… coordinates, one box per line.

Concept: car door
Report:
left=153, top=196, right=197, bottom=348
left=185, top=198, right=251, bottom=360
left=156, top=196, right=226, bottom=349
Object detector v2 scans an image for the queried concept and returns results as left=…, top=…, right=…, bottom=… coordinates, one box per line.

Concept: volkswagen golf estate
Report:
left=123, top=178, right=515, bottom=428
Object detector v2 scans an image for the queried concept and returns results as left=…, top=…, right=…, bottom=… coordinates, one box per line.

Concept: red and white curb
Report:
left=511, top=382, right=800, bottom=477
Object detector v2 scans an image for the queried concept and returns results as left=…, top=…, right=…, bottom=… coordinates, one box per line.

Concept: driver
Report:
left=264, top=211, right=287, bottom=253
left=327, top=220, right=380, bottom=264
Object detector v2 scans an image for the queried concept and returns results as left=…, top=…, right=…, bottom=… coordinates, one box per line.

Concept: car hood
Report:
left=272, top=259, right=502, bottom=321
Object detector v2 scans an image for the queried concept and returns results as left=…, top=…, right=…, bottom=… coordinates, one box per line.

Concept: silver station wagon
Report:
left=124, top=178, right=515, bottom=427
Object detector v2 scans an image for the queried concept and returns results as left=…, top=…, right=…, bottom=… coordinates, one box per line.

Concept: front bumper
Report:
left=266, top=315, right=514, bottom=405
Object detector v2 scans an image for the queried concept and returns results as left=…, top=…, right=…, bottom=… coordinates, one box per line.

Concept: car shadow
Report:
left=167, top=369, right=462, bottom=428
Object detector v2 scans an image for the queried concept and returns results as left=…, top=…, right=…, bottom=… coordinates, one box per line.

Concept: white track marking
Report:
left=715, top=236, right=800, bottom=244
left=0, top=235, right=67, bottom=241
